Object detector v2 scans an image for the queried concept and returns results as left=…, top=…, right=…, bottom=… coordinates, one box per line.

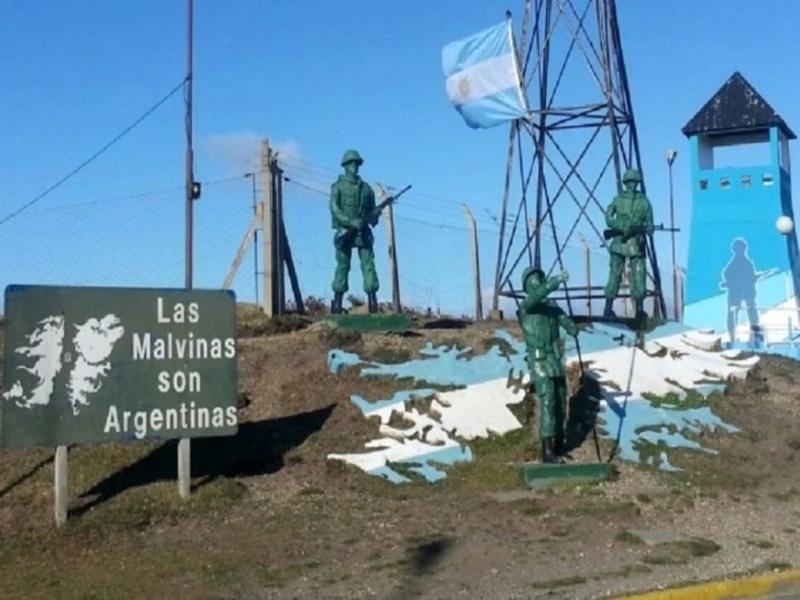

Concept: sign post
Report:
left=2, top=285, right=239, bottom=524
left=54, top=445, right=68, bottom=527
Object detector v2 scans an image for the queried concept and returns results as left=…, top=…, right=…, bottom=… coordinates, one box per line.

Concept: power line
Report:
left=395, top=214, right=500, bottom=236
left=0, top=78, right=187, bottom=227
left=279, top=154, right=494, bottom=212
left=282, top=173, right=501, bottom=229
left=47, top=174, right=253, bottom=211
left=281, top=176, right=482, bottom=233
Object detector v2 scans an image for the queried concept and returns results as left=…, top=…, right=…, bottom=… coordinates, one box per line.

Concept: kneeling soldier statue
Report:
left=603, top=168, right=654, bottom=320
left=518, top=267, right=578, bottom=463
left=329, top=149, right=380, bottom=314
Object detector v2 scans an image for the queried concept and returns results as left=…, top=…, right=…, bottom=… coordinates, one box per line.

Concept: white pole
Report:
left=54, top=445, right=68, bottom=527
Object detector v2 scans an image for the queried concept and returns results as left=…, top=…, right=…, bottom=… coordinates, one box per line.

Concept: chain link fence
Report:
left=1, top=149, right=621, bottom=319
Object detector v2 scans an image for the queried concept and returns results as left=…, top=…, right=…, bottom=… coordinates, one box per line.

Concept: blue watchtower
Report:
left=682, top=72, right=799, bottom=342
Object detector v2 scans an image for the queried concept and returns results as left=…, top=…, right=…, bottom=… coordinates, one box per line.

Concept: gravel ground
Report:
left=0, top=318, right=798, bottom=599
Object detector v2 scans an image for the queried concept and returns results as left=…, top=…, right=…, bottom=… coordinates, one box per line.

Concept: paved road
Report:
left=618, top=569, right=800, bottom=600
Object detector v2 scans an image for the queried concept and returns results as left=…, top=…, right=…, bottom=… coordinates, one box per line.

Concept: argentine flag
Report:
left=442, top=20, right=529, bottom=129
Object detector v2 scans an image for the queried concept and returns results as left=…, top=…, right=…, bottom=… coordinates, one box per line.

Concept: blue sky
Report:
left=3, top=1, right=800, bottom=317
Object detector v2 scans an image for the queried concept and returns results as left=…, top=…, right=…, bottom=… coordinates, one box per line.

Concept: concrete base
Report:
left=318, top=313, right=411, bottom=332
left=514, top=462, right=617, bottom=490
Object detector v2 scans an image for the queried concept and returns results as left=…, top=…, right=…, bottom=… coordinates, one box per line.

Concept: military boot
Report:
left=541, top=438, right=557, bottom=464
left=635, top=299, right=647, bottom=321
left=367, top=292, right=379, bottom=314
left=331, top=292, right=344, bottom=314
left=553, top=437, right=566, bottom=457
left=603, top=298, right=616, bottom=318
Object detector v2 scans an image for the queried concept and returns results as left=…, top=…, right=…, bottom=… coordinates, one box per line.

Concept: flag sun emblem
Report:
left=458, top=76, right=471, bottom=99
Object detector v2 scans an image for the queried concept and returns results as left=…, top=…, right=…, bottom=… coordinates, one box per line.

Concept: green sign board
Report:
left=2, top=285, right=238, bottom=448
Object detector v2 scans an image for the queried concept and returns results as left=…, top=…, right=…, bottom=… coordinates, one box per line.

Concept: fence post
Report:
left=275, top=162, right=285, bottom=315
left=462, top=204, right=483, bottom=320
left=260, top=139, right=274, bottom=316
left=376, top=184, right=401, bottom=312
left=280, top=221, right=305, bottom=313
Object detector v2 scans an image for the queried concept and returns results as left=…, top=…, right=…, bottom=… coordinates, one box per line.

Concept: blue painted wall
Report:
left=684, top=125, right=800, bottom=331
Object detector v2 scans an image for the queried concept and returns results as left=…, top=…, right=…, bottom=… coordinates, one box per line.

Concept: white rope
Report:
left=607, top=339, right=638, bottom=463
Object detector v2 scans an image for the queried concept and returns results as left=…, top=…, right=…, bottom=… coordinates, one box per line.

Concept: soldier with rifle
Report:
left=329, top=149, right=410, bottom=314
left=603, top=168, right=654, bottom=320
left=518, top=267, right=578, bottom=463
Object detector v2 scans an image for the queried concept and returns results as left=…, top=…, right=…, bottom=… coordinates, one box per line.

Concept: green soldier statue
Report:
left=603, top=168, right=654, bottom=320
left=330, top=149, right=380, bottom=314
left=517, top=267, right=578, bottom=463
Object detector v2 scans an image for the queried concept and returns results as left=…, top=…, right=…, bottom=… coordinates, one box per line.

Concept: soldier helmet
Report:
left=341, top=149, right=364, bottom=166
left=622, top=168, right=642, bottom=183
left=521, top=267, right=546, bottom=287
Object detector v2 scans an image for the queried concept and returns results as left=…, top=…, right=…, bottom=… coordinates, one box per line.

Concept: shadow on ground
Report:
left=70, top=403, right=335, bottom=517
left=565, top=374, right=603, bottom=456
left=0, top=454, right=53, bottom=499
left=390, top=535, right=456, bottom=599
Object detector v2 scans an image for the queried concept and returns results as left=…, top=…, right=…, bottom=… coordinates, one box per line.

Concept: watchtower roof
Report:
left=682, top=71, right=795, bottom=139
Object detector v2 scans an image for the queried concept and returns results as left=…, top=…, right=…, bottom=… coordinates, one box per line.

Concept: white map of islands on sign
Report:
left=2, top=315, right=65, bottom=407
left=3, top=313, right=125, bottom=415
left=67, top=315, right=125, bottom=414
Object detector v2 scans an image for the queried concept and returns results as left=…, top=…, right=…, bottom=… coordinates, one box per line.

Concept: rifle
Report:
left=603, top=223, right=674, bottom=240
left=335, top=184, right=412, bottom=247
left=371, top=184, right=412, bottom=219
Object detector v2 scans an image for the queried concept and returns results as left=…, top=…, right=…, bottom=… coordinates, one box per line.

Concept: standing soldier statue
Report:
left=330, top=150, right=380, bottom=314
left=518, top=267, right=578, bottom=463
left=603, top=168, right=654, bottom=320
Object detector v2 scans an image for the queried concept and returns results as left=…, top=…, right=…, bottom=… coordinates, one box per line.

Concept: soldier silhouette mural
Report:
left=329, top=150, right=380, bottom=314
left=603, top=168, right=654, bottom=320
left=721, top=238, right=761, bottom=343
left=517, top=267, right=578, bottom=463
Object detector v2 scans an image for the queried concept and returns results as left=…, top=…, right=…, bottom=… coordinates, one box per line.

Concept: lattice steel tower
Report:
left=493, top=0, right=666, bottom=317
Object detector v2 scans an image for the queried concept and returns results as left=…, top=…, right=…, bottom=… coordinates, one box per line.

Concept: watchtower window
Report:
left=710, top=133, right=770, bottom=169
left=741, top=174, right=751, bottom=188
left=762, top=173, right=774, bottom=186
left=699, top=179, right=708, bottom=191
left=720, top=177, right=730, bottom=189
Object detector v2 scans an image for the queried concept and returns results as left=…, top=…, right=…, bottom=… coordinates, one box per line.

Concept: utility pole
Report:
left=666, top=149, right=679, bottom=321
left=377, top=184, right=401, bottom=312
left=179, top=0, right=195, bottom=500
left=462, top=204, right=483, bottom=320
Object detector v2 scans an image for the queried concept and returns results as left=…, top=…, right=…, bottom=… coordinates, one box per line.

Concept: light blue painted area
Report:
left=359, top=340, right=525, bottom=386
left=368, top=465, right=410, bottom=484
left=600, top=400, right=739, bottom=470
left=329, top=323, right=691, bottom=385
left=327, top=349, right=367, bottom=375
left=752, top=344, right=800, bottom=359
left=350, top=389, right=438, bottom=416
left=332, top=325, right=742, bottom=480
left=367, top=445, right=473, bottom=483
left=684, top=270, right=790, bottom=336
